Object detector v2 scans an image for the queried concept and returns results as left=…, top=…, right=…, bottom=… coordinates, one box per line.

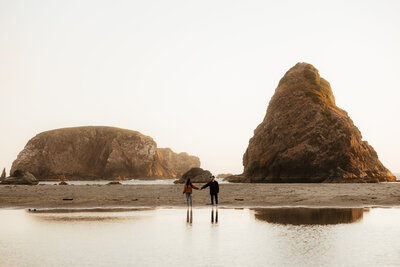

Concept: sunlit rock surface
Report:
left=11, top=126, right=199, bottom=180
left=243, top=63, right=395, bottom=183
left=158, top=148, right=200, bottom=178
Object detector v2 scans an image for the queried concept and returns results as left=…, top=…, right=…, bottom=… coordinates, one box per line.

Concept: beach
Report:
left=1, top=183, right=400, bottom=209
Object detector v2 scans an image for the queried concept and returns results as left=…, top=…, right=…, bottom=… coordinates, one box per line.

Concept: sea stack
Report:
left=243, top=63, right=395, bottom=183
left=11, top=126, right=200, bottom=180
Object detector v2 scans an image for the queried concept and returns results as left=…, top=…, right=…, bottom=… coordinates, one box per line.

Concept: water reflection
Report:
left=26, top=208, right=152, bottom=222
left=1, top=208, right=400, bottom=266
left=253, top=208, right=366, bottom=225
left=186, top=207, right=193, bottom=224
left=211, top=206, right=218, bottom=224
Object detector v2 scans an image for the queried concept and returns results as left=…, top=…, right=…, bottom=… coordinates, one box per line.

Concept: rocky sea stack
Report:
left=243, top=63, right=395, bottom=183
left=174, top=167, right=212, bottom=184
left=11, top=126, right=200, bottom=180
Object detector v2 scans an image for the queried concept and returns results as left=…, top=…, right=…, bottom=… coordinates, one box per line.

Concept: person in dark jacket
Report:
left=201, top=175, right=219, bottom=206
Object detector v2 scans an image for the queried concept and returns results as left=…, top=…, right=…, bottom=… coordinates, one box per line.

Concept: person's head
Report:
left=186, top=178, right=191, bottom=186
left=210, top=175, right=215, bottom=181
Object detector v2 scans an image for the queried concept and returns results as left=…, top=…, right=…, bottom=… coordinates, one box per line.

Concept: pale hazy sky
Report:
left=1, top=0, right=399, bottom=175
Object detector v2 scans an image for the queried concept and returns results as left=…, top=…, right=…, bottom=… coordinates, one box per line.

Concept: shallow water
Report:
left=0, top=207, right=399, bottom=266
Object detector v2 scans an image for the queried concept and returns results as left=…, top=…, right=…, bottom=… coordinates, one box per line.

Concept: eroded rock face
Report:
left=243, top=63, right=395, bottom=183
left=11, top=126, right=199, bottom=180
left=1, top=168, right=5, bottom=179
left=174, top=167, right=212, bottom=184
left=158, top=148, right=200, bottom=178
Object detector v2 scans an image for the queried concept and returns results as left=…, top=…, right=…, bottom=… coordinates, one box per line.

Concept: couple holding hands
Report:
left=182, top=175, right=219, bottom=206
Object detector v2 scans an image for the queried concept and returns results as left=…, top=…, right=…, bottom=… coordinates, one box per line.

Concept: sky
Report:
left=0, top=0, right=399, bottom=176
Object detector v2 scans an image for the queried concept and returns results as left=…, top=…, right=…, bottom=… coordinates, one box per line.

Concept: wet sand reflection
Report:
left=253, top=208, right=366, bottom=225
left=186, top=207, right=193, bottom=224
left=211, top=206, right=218, bottom=224
left=26, top=208, right=153, bottom=222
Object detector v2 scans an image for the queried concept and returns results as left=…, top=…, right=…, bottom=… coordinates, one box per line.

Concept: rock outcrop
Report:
left=174, top=167, right=212, bottom=184
left=158, top=148, right=200, bottom=178
left=223, top=174, right=247, bottom=183
left=216, top=173, right=233, bottom=179
left=11, top=126, right=200, bottom=180
left=0, top=170, right=38, bottom=185
left=1, top=168, right=5, bottom=179
left=243, top=63, right=395, bottom=183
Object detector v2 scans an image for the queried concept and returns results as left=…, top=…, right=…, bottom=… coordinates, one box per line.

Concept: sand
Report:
left=1, top=183, right=400, bottom=209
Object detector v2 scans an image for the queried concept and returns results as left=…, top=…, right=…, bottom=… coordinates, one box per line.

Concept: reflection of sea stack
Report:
left=253, top=208, right=365, bottom=225
left=243, top=63, right=395, bottom=183
left=11, top=126, right=200, bottom=180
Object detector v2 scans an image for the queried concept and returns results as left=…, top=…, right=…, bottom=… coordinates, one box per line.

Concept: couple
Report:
left=183, top=175, right=219, bottom=206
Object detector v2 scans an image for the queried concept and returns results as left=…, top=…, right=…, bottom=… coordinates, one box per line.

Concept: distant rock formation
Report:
left=216, top=173, right=233, bottom=179
left=158, top=148, right=200, bottom=178
left=1, top=168, right=5, bottom=179
left=0, top=170, right=38, bottom=185
left=243, top=63, right=395, bottom=183
left=174, top=167, right=212, bottom=184
left=11, top=126, right=200, bottom=180
left=223, top=174, right=247, bottom=183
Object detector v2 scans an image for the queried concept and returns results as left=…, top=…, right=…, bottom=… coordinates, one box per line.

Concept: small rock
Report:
left=0, top=170, right=38, bottom=185
left=174, top=167, right=212, bottom=184
left=107, top=181, right=121, bottom=185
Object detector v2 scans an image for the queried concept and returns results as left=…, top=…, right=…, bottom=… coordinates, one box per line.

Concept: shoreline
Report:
left=1, top=183, right=400, bottom=209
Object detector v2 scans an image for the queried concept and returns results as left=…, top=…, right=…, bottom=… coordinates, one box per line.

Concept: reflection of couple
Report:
left=182, top=175, right=219, bottom=206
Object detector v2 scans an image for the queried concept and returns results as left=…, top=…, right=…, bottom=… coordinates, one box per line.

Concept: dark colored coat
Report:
left=201, top=181, right=219, bottom=195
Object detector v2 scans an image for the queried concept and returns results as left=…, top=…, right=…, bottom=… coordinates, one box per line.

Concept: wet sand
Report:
left=1, top=183, right=400, bottom=209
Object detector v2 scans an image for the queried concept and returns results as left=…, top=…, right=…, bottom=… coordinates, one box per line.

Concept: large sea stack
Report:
left=158, top=148, right=201, bottom=178
left=243, top=63, right=395, bottom=183
left=11, top=126, right=200, bottom=180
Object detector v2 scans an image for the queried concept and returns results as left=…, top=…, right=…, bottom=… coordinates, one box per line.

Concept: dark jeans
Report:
left=210, top=194, right=218, bottom=205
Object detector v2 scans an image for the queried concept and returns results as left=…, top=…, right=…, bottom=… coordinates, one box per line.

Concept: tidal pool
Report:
left=0, top=207, right=399, bottom=266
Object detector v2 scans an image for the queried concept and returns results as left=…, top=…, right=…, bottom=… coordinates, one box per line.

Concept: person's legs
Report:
left=186, top=193, right=191, bottom=206
left=189, top=194, right=192, bottom=206
left=210, top=194, right=218, bottom=205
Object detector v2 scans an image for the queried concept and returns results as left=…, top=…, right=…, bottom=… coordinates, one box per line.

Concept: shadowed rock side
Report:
left=174, top=167, right=212, bottom=184
left=11, top=126, right=199, bottom=180
left=158, top=148, right=200, bottom=178
left=243, top=63, right=395, bottom=183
